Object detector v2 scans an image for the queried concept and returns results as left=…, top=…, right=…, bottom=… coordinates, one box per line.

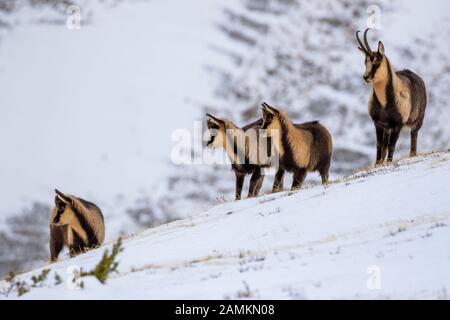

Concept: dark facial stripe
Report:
left=53, top=204, right=65, bottom=224
left=368, top=57, right=382, bottom=80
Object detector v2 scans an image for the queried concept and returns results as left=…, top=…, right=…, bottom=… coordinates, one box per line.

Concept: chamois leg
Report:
left=380, top=130, right=390, bottom=164
left=248, top=170, right=264, bottom=198
left=410, top=130, right=418, bottom=157
left=69, top=229, right=86, bottom=257
left=319, top=163, right=330, bottom=186
left=272, top=168, right=285, bottom=193
left=235, top=172, right=245, bottom=201
left=291, top=169, right=307, bottom=191
left=375, top=125, right=384, bottom=165
left=62, top=225, right=83, bottom=258
left=387, top=126, right=402, bottom=162
left=50, top=226, right=64, bottom=262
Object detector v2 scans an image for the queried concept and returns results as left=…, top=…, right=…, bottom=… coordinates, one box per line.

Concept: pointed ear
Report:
left=261, top=102, right=279, bottom=115
left=55, top=189, right=71, bottom=204
left=54, top=195, right=62, bottom=206
left=206, top=113, right=224, bottom=126
left=377, top=41, right=385, bottom=56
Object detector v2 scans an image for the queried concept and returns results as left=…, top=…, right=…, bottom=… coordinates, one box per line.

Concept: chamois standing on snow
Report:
left=206, top=114, right=271, bottom=200
left=50, top=189, right=105, bottom=261
left=260, top=102, right=333, bottom=192
left=356, top=28, right=427, bottom=165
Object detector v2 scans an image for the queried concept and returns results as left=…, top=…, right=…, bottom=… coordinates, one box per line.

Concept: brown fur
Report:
left=206, top=115, right=271, bottom=200
left=260, top=103, right=333, bottom=192
left=359, top=38, right=427, bottom=164
left=50, top=190, right=105, bottom=261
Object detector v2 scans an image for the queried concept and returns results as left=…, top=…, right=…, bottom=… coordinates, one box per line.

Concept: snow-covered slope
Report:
left=2, top=151, right=450, bottom=299
left=1, top=0, right=450, bottom=281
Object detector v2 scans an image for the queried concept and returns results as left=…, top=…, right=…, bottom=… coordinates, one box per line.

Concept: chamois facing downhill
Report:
left=356, top=28, right=427, bottom=165
left=205, top=114, right=271, bottom=200
left=260, top=102, right=333, bottom=192
left=50, top=189, right=105, bottom=261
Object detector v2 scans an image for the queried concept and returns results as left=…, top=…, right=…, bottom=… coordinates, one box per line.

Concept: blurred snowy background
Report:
left=0, top=0, right=449, bottom=276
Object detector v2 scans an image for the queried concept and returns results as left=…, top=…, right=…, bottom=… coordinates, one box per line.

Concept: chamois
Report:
left=260, top=102, right=333, bottom=192
left=205, top=114, right=271, bottom=200
left=50, top=189, right=105, bottom=261
left=356, top=28, right=427, bottom=164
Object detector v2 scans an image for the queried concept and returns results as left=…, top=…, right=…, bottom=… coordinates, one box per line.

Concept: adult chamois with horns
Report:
left=356, top=28, right=427, bottom=165
left=205, top=114, right=271, bottom=200
left=50, top=189, right=105, bottom=261
left=260, top=102, right=333, bottom=192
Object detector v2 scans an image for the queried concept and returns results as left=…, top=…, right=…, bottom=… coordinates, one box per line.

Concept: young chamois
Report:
left=50, top=189, right=105, bottom=261
left=356, top=28, right=427, bottom=164
left=260, top=102, right=332, bottom=192
left=206, top=114, right=271, bottom=200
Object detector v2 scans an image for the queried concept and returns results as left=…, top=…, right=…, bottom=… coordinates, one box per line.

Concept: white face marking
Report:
left=364, top=56, right=374, bottom=79
left=206, top=123, right=225, bottom=149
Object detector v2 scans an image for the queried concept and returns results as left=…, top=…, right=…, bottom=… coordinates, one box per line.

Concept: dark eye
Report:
left=374, top=55, right=382, bottom=64
left=57, top=204, right=65, bottom=214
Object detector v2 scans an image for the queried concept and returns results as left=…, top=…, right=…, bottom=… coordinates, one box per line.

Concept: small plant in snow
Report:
left=389, top=226, right=407, bottom=237
left=235, top=281, right=258, bottom=299
left=0, top=268, right=66, bottom=297
left=0, top=272, right=29, bottom=297
left=31, top=269, right=51, bottom=287
left=54, top=273, right=63, bottom=286
left=430, top=222, right=447, bottom=229
left=80, top=237, right=123, bottom=284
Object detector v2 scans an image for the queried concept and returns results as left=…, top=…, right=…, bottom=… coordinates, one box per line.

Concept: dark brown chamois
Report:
left=50, top=189, right=105, bottom=261
left=205, top=114, right=271, bottom=200
left=260, top=102, right=333, bottom=192
left=356, top=28, right=427, bottom=164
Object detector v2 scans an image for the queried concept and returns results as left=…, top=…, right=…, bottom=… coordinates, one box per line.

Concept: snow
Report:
left=2, top=151, right=450, bottom=299
left=0, top=0, right=238, bottom=235
left=1, top=0, right=450, bottom=297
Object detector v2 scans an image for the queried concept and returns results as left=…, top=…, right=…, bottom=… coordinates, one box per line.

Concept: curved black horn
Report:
left=261, top=102, right=273, bottom=109
left=363, top=28, right=373, bottom=55
left=261, top=102, right=279, bottom=114
left=356, top=30, right=369, bottom=54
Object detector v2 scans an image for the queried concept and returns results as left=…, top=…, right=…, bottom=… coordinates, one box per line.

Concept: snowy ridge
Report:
left=2, top=151, right=450, bottom=299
